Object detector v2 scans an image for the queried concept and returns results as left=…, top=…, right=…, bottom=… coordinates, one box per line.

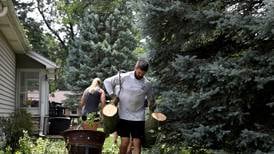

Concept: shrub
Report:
left=141, top=0, right=274, bottom=152
left=143, top=143, right=212, bottom=154
left=236, top=129, right=274, bottom=153
left=0, top=109, right=33, bottom=152
left=17, top=130, right=67, bottom=154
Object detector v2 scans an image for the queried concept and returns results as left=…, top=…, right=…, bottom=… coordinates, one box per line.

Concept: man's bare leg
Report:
left=132, top=138, right=141, bottom=154
left=126, top=137, right=133, bottom=154
left=120, top=137, right=130, bottom=154
left=113, top=131, right=118, bottom=144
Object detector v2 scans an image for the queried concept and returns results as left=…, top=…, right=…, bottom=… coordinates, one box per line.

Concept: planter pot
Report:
left=61, top=129, right=106, bottom=154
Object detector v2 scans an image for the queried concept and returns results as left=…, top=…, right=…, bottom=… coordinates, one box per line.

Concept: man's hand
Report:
left=149, top=101, right=156, bottom=112
left=110, top=94, right=116, bottom=99
left=110, top=94, right=119, bottom=106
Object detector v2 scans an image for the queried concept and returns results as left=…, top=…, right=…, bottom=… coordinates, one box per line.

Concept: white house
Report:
left=0, top=0, right=58, bottom=135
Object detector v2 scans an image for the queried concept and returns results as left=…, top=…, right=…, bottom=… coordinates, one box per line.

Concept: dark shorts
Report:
left=117, top=119, right=145, bottom=139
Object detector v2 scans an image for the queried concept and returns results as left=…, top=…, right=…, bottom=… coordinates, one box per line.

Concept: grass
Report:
left=0, top=128, right=122, bottom=154
left=102, top=133, right=120, bottom=154
left=97, top=128, right=120, bottom=154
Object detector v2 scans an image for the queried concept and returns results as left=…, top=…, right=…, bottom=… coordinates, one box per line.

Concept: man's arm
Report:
left=103, top=74, right=120, bottom=96
left=147, top=85, right=156, bottom=112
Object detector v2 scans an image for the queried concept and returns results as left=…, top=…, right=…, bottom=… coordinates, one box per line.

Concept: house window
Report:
left=20, top=72, right=40, bottom=108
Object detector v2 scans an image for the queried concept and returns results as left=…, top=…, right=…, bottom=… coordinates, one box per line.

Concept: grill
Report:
left=48, top=101, right=71, bottom=135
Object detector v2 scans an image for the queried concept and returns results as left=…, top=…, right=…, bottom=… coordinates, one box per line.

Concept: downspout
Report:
left=0, top=2, right=8, bottom=17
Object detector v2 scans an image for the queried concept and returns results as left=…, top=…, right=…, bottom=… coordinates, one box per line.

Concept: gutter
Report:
left=0, top=2, right=8, bottom=17
left=0, top=0, right=30, bottom=53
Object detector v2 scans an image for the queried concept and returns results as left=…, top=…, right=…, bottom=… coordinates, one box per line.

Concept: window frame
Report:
left=16, top=69, right=42, bottom=110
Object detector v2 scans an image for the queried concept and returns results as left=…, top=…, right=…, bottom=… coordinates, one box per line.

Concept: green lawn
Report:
left=95, top=128, right=119, bottom=154
left=102, top=133, right=120, bottom=154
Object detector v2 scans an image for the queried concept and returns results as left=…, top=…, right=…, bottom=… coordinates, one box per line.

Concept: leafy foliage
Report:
left=17, top=131, right=67, bottom=154
left=65, top=0, right=137, bottom=92
left=0, top=109, right=33, bottom=153
left=141, top=0, right=274, bottom=152
left=62, top=93, right=81, bottom=111
left=102, top=134, right=120, bottom=154
left=143, top=142, right=212, bottom=154
left=13, top=0, right=70, bottom=90
left=86, top=112, right=96, bottom=128
left=0, top=129, right=121, bottom=154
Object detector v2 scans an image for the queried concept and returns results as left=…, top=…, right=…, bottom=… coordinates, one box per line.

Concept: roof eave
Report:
left=0, top=0, right=30, bottom=53
left=26, top=51, right=59, bottom=70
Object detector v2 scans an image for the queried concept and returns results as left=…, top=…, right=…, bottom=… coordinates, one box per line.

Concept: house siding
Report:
left=0, top=36, right=16, bottom=116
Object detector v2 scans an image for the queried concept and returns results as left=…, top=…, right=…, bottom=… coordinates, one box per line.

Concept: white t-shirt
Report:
left=104, top=71, right=154, bottom=121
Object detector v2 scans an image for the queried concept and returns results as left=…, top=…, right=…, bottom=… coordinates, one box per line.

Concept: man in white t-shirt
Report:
left=104, top=60, right=155, bottom=154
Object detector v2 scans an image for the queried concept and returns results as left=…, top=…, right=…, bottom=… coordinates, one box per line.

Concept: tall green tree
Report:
left=12, top=0, right=48, bottom=57
left=14, top=0, right=94, bottom=90
left=141, top=0, right=274, bottom=153
left=35, top=0, right=124, bottom=90
left=65, top=1, right=137, bottom=91
left=13, top=0, right=67, bottom=90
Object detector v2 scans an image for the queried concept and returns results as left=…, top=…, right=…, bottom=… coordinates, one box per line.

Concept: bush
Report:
left=143, top=143, right=212, bottom=154
left=141, top=0, right=274, bottom=152
left=236, top=129, right=274, bottom=153
left=16, top=131, right=67, bottom=154
left=0, top=109, right=33, bottom=152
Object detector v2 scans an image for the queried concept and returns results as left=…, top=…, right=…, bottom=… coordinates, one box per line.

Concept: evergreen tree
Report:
left=65, top=1, right=137, bottom=93
left=141, top=0, right=274, bottom=153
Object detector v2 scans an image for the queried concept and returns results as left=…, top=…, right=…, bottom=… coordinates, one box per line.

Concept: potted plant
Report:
left=61, top=112, right=106, bottom=154
left=81, top=113, right=98, bottom=130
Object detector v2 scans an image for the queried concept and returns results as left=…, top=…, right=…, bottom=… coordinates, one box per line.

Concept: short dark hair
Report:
left=135, top=59, right=149, bottom=72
